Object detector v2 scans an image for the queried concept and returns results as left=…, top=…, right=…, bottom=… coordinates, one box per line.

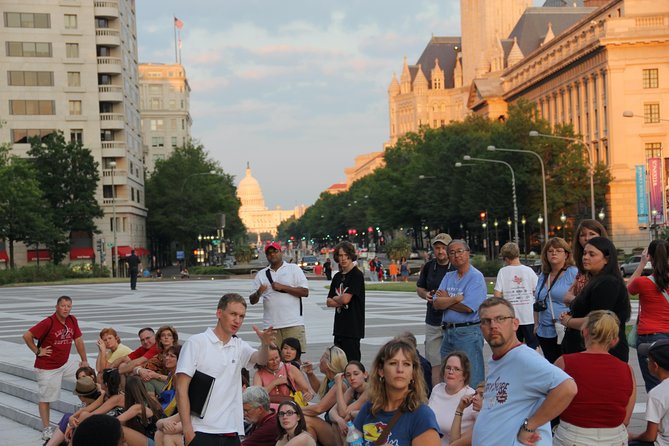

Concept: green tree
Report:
left=0, top=156, right=54, bottom=268
left=28, top=132, right=102, bottom=263
left=145, top=143, right=245, bottom=266
left=385, top=236, right=411, bottom=261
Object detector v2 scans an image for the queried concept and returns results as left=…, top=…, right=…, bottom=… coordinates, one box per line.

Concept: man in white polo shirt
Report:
left=176, top=293, right=274, bottom=446
left=250, top=242, right=309, bottom=351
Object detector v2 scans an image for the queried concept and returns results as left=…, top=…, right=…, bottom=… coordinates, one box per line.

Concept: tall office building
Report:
left=0, top=0, right=147, bottom=266
left=139, top=63, right=192, bottom=173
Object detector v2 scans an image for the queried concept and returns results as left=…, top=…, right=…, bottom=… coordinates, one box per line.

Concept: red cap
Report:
left=265, top=242, right=281, bottom=253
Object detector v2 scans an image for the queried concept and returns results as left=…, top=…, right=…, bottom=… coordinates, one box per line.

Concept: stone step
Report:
left=0, top=370, right=79, bottom=414
left=0, top=390, right=68, bottom=431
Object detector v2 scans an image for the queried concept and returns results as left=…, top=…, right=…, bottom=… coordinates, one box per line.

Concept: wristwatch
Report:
left=520, top=418, right=536, bottom=433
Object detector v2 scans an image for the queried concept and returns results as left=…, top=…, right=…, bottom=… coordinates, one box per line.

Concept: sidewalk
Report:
left=0, top=417, right=41, bottom=446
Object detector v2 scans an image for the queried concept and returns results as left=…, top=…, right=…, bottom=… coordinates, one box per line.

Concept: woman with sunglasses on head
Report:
left=534, top=237, right=578, bottom=364
left=428, top=352, right=476, bottom=446
left=275, top=401, right=316, bottom=446
left=353, top=338, right=440, bottom=446
left=627, top=239, right=669, bottom=392
left=564, top=219, right=608, bottom=306
left=553, top=310, right=636, bottom=445
left=560, top=237, right=631, bottom=362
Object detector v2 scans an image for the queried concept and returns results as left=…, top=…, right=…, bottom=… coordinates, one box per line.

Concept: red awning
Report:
left=27, top=249, right=51, bottom=262
left=136, top=247, right=150, bottom=256
left=112, top=246, right=133, bottom=258
left=0, top=251, right=7, bottom=263
left=70, top=247, right=95, bottom=260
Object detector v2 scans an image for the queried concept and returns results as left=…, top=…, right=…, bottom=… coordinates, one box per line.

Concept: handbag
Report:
left=284, top=363, right=308, bottom=407
left=630, top=275, right=669, bottom=347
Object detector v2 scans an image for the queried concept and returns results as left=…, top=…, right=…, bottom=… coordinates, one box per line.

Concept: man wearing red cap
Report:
left=250, top=242, right=310, bottom=351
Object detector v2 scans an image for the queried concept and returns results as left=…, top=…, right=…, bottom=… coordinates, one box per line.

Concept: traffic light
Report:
left=96, top=239, right=103, bottom=251
left=480, top=211, right=487, bottom=221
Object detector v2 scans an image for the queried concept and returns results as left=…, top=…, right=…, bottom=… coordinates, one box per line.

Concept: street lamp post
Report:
left=507, top=217, right=512, bottom=241
left=538, top=214, right=545, bottom=247
left=651, top=209, right=658, bottom=239
left=460, top=156, right=519, bottom=246
left=488, top=145, right=549, bottom=240
left=521, top=216, right=527, bottom=259
left=493, top=219, right=499, bottom=257
left=110, top=160, right=119, bottom=278
left=482, top=221, right=489, bottom=260
left=180, top=170, right=218, bottom=192
left=560, top=212, right=567, bottom=239
left=529, top=131, right=595, bottom=220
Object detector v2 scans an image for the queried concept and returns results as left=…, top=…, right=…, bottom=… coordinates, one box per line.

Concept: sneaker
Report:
left=41, top=425, right=54, bottom=441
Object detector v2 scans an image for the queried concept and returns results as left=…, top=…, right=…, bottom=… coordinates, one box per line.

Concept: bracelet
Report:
left=454, top=411, right=463, bottom=417
left=133, top=367, right=142, bottom=375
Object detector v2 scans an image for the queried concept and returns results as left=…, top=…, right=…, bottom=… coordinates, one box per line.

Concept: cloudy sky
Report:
left=135, top=1, right=465, bottom=209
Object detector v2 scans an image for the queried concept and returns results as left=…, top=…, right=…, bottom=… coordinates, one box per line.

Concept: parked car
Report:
left=299, top=255, right=320, bottom=272
left=620, top=255, right=652, bottom=277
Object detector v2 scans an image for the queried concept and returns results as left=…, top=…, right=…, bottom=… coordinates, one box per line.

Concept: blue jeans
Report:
left=637, top=332, right=669, bottom=392
left=440, top=324, right=485, bottom=388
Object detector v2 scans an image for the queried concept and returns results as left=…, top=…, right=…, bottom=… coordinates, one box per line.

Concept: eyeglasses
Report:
left=480, top=316, right=514, bottom=326
left=444, top=366, right=462, bottom=373
left=448, top=249, right=469, bottom=257
left=547, top=249, right=566, bottom=255
left=278, top=410, right=297, bottom=417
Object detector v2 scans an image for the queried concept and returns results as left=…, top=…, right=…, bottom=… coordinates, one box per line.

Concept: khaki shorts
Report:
left=275, top=325, right=307, bottom=354
left=36, top=360, right=79, bottom=402
left=424, top=324, right=443, bottom=366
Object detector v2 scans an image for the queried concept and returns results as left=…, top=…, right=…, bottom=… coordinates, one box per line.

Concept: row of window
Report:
left=5, top=41, right=81, bottom=58
left=151, top=136, right=180, bottom=148
left=4, top=12, right=79, bottom=29
left=7, top=70, right=83, bottom=87
left=9, top=99, right=82, bottom=115
left=10, top=129, right=85, bottom=144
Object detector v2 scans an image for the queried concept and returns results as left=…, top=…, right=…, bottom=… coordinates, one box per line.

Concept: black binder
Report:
left=188, top=370, right=215, bottom=418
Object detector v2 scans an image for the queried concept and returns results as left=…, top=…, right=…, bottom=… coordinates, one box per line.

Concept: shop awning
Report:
left=135, top=247, right=150, bottom=257
left=0, top=251, right=8, bottom=263
left=27, top=249, right=51, bottom=262
left=111, top=246, right=133, bottom=258
left=69, top=247, right=95, bottom=260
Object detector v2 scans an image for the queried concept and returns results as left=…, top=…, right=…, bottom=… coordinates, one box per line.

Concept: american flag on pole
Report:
left=174, top=17, right=184, bottom=30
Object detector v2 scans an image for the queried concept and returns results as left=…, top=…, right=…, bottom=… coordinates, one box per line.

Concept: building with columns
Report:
left=237, top=164, right=306, bottom=239
left=139, top=63, right=192, bottom=173
left=0, top=0, right=148, bottom=266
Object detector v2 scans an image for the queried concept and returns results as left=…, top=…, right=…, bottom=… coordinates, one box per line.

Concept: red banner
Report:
left=648, top=157, right=665, bottom=224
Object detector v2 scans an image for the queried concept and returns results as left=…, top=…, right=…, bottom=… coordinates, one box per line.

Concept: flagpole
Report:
left=173, top=14, right=178, bottom=63
left=178, top=29, right=182, bottom=64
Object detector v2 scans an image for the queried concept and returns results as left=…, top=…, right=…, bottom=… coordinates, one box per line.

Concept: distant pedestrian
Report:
left=376, top=258, right=384, bottom=282
left=368, top=257, right=378, bottom=282
left=494, top=242, right=539, bottom=350
left=250, top=242, right=310, bottom=351
left=22, top=296, right=89, bottom=441
left=389, top=260, right=399, bottom=282
left=323, top=258, right=332, bottom=280
left=127, top=249, right=140, bottom=290
left=400, top=257, right=410, bottom=282
left=327, top=241, right=365, bottom=361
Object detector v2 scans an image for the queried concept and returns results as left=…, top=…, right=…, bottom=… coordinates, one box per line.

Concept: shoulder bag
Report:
left=373, top=410, right=403, bottom=446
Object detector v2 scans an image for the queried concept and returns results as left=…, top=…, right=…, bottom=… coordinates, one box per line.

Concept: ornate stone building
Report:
left=237, top=165, right=306, bottom=239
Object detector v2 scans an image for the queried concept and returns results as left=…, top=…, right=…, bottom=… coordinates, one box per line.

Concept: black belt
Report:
left=442, top=321, right=480, bottom=329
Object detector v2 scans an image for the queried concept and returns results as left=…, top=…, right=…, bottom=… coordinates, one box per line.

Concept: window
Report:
left=644, top=103, right=661, bottom=123
left=151, top=137, right=164, bottom=147
left=150, top=98, right=160, bottom=109
left=95, top=18, right=109, bottom=28
left=70, top=129, right=83, bottom=143
left=67, top=72, right=80, bottom=87
left=11, top=129, right=55, bottom=143
left=8, top=71, right=53, bottom=86
left=10, top=100, right=55, bottom=115
left=64, top=14, right=77, bottom=29
left=4, top=12, right=50, bottom=28
left=169, top=99, right=176, bottom=109
left=98, top=74, right=112, bottom=85
left=149, top=85, right=161, bottom=94
left=646, top=143, right=662, bottom=159
left=68, top=100, right=82, bottom=115
left=100, top=130, right=113, bottom=141
left=171, top=136, right=177, bottom=147
left=6, top=41, right=52, bottom=57
left=150, top=119, right=164, bottom=131
left=643, top=69, right=659, bottom=89
left=99, top=102, right=113, bottom=113
left=66, top=43, right=79, bottom=58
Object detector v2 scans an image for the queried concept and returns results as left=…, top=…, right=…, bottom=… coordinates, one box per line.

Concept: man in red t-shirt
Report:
left=117, top=327, right=159, bottom=375
left=22, top=296, right=88, bottom=440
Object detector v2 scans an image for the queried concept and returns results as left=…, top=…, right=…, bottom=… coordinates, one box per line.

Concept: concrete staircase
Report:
left=0, top=341, right=81, bottom=432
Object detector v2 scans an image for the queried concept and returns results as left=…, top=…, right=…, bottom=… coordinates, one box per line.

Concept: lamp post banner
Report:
left=637, top=165, right=649, bottom=226
left=649, top=158, right=665, bottom=224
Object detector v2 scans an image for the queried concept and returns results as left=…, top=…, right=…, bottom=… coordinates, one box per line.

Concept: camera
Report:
left=533, top=300, right=548, bottom=312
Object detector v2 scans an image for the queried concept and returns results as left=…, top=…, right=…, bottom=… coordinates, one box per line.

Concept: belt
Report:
left=442, top=321, right=480, bottom=329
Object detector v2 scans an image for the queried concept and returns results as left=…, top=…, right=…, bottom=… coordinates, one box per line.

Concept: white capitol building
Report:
left=236, top=164, right=306, bottom=240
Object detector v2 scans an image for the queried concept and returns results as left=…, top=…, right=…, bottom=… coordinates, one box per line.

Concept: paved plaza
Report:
left=0, top=278, right=650, bottom=444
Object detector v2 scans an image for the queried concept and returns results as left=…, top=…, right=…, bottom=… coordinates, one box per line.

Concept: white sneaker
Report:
left=41, top=425, right=54, bottom=441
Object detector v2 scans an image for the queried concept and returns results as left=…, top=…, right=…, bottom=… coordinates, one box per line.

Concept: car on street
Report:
left=299, top=255, right=320, bottom=272
left=620, top=255, right=652, bottom=277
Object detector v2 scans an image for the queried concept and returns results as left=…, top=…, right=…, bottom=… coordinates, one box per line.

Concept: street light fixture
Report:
left=507, top=217, right=512, bottom=241
left=623, top=110, right=669, bottom=122
left=461, top=156, right=519, bottom=245
left=529, top=130, right=595, bottom=220
left=488, top=145, right=549, bottom=239
left=109, top=160, right=118, bottom=278
left=598, top=208, right=606, bottom=221
left=537, top=214, right=544, bottom=245
left=521, top=215, right=527, bottom=258
left=560, top=212, right=567, bottom=239
left=418, top=175, right=437, bottom=179
left=180, top=170, right=218, bottom=193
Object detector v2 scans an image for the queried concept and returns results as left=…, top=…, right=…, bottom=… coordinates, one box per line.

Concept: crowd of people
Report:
left=22, top=222, right=669, bottom=446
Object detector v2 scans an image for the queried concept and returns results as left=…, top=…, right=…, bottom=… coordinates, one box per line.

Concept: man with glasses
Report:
left=417, top=233, right=455, bottom=387
left=242, top=386, right=278, bottom=446
left=494, top=242, right=539, bottom=350
left=433, top=239, right=486, bottom=387
left=250, top=242, right=309, bottom=351
left=473, top=297, right=576, bottom=445
left=116, top=327, right=159, bottom=375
